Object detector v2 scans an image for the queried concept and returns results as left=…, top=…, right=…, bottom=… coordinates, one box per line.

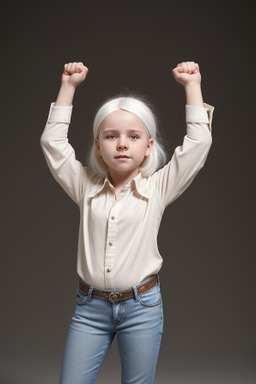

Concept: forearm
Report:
left=184, top=82, right=204, bottom=106
left=55, top=83, right=76, bottom=106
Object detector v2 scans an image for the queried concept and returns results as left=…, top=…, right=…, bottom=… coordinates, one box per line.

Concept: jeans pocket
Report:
left=75, top=289, right=88, bottom=305
left=139, top=284, right=161, bottom=307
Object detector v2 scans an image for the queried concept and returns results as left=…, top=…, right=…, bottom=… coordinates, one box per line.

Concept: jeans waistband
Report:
left=79, top=274, right=160, bottom=303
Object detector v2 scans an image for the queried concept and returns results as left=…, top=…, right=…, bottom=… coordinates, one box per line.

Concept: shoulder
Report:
left=82, top=166, right=106, bottom=198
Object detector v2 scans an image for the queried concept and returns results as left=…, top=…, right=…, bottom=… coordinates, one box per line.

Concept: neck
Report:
left=108, top=169, right=139, bottom=190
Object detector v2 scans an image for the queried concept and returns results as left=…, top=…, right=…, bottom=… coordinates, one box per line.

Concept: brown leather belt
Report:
left=79, top=275, right=158, bottom=303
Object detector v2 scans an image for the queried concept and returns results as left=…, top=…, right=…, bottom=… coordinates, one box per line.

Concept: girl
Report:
left=40, top=61, right=214, bottom=384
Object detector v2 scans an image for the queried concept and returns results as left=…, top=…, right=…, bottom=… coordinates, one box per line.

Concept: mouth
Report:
left=115, top=155, right=130, bottom=159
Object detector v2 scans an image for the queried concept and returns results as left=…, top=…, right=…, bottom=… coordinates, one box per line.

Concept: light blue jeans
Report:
left=60, top=275, right=164, bottom=384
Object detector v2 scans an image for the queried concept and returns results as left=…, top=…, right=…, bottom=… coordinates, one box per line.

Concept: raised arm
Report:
left=153, top=61, right=214, bottom=208
left=40, top=62, right=92, bottom=205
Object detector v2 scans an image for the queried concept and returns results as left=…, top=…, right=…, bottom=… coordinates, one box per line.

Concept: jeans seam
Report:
left=90, top=335, right=115, bottom=384
left=113, top=301, right=124, bottom=327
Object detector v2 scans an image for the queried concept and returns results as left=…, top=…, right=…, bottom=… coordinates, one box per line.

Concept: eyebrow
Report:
left=103, top=128, right=144, bottom=134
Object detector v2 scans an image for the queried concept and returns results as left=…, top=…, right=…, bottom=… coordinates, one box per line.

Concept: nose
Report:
left=117, top=137, right=128, bottom=151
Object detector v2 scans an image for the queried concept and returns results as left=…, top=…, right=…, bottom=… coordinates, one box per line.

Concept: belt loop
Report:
left=157, top=274, right=160, bottom=288
left=87, top=286, right=93, bottom=302
left=132, top=285, right=139, bottom=302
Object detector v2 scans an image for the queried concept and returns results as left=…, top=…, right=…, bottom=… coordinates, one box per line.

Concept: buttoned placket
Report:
left=104, top=186, right=129, bottom=288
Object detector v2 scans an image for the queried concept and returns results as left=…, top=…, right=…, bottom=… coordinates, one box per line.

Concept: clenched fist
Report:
left=61, top=62, right=89, bottom=88
left=172, top=61, right=201, bottom=86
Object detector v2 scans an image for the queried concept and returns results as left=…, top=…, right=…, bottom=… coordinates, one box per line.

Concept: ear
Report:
left=145, top=138, right=154, bottom=157
left=95, top=138, right=102, bottom=156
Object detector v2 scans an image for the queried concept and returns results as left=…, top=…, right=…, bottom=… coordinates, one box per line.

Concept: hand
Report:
left=172, top=61, right=201, bottom=87
left=61, top=62, right=89, bottom=88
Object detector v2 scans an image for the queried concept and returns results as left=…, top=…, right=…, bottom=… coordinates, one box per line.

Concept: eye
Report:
left=106, top=134, right=116, bottom=140
left=130, top=135, right=139, bottom=140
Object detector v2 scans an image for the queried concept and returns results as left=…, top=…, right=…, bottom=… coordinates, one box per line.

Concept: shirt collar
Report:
left=132, top=173, right=152, bottom=199
left=88, top=177, right=110, bottom=198
left=88, top=172, right=152, bottom=199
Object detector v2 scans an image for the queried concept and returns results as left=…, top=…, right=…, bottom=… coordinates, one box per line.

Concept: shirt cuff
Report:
left=185, top=103, right=214, bottom=132
left=47, top=102, right=73, bottom=124
left=186, top=102, right=214, bottom=123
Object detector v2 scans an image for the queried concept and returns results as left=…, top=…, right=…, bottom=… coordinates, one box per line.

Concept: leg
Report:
left=116, top=284, right=164, bottom=384
left=60, top=290, right=115, bottom=384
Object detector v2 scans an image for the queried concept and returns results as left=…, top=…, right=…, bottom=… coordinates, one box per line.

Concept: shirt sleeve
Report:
left=40, top=103, right=89, bottom=205
left=152, top=103, right=214, bottom=209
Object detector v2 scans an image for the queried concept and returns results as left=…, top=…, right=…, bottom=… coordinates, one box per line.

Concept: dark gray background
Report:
left=1, top=0, right=255, bottom=383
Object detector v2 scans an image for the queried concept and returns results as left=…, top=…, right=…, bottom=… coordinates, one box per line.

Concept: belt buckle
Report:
left=107, top=291, right=122, bottom=303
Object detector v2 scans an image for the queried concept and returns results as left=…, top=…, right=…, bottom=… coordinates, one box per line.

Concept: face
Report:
left=95, top=110, right=153, bottom=179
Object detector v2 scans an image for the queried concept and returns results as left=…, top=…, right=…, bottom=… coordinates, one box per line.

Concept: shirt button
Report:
left=107, top=268, right=112, bottom=273
left=108, top=242, right=113, bottom=246
left=111, top=216, right=115, bottom=220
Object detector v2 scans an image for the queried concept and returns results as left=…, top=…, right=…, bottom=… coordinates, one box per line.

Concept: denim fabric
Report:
left=60, top=276, right=163, bottom=384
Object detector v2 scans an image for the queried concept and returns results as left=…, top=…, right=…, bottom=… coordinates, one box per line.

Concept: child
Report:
left=40, top=61, right=214, bottom=384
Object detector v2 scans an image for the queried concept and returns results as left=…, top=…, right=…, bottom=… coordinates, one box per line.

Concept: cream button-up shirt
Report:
left=41, top=102, right=214, bottom=289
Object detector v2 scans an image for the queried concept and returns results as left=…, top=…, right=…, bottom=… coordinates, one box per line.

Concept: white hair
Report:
left=88, top=95, right=167, bottom=177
